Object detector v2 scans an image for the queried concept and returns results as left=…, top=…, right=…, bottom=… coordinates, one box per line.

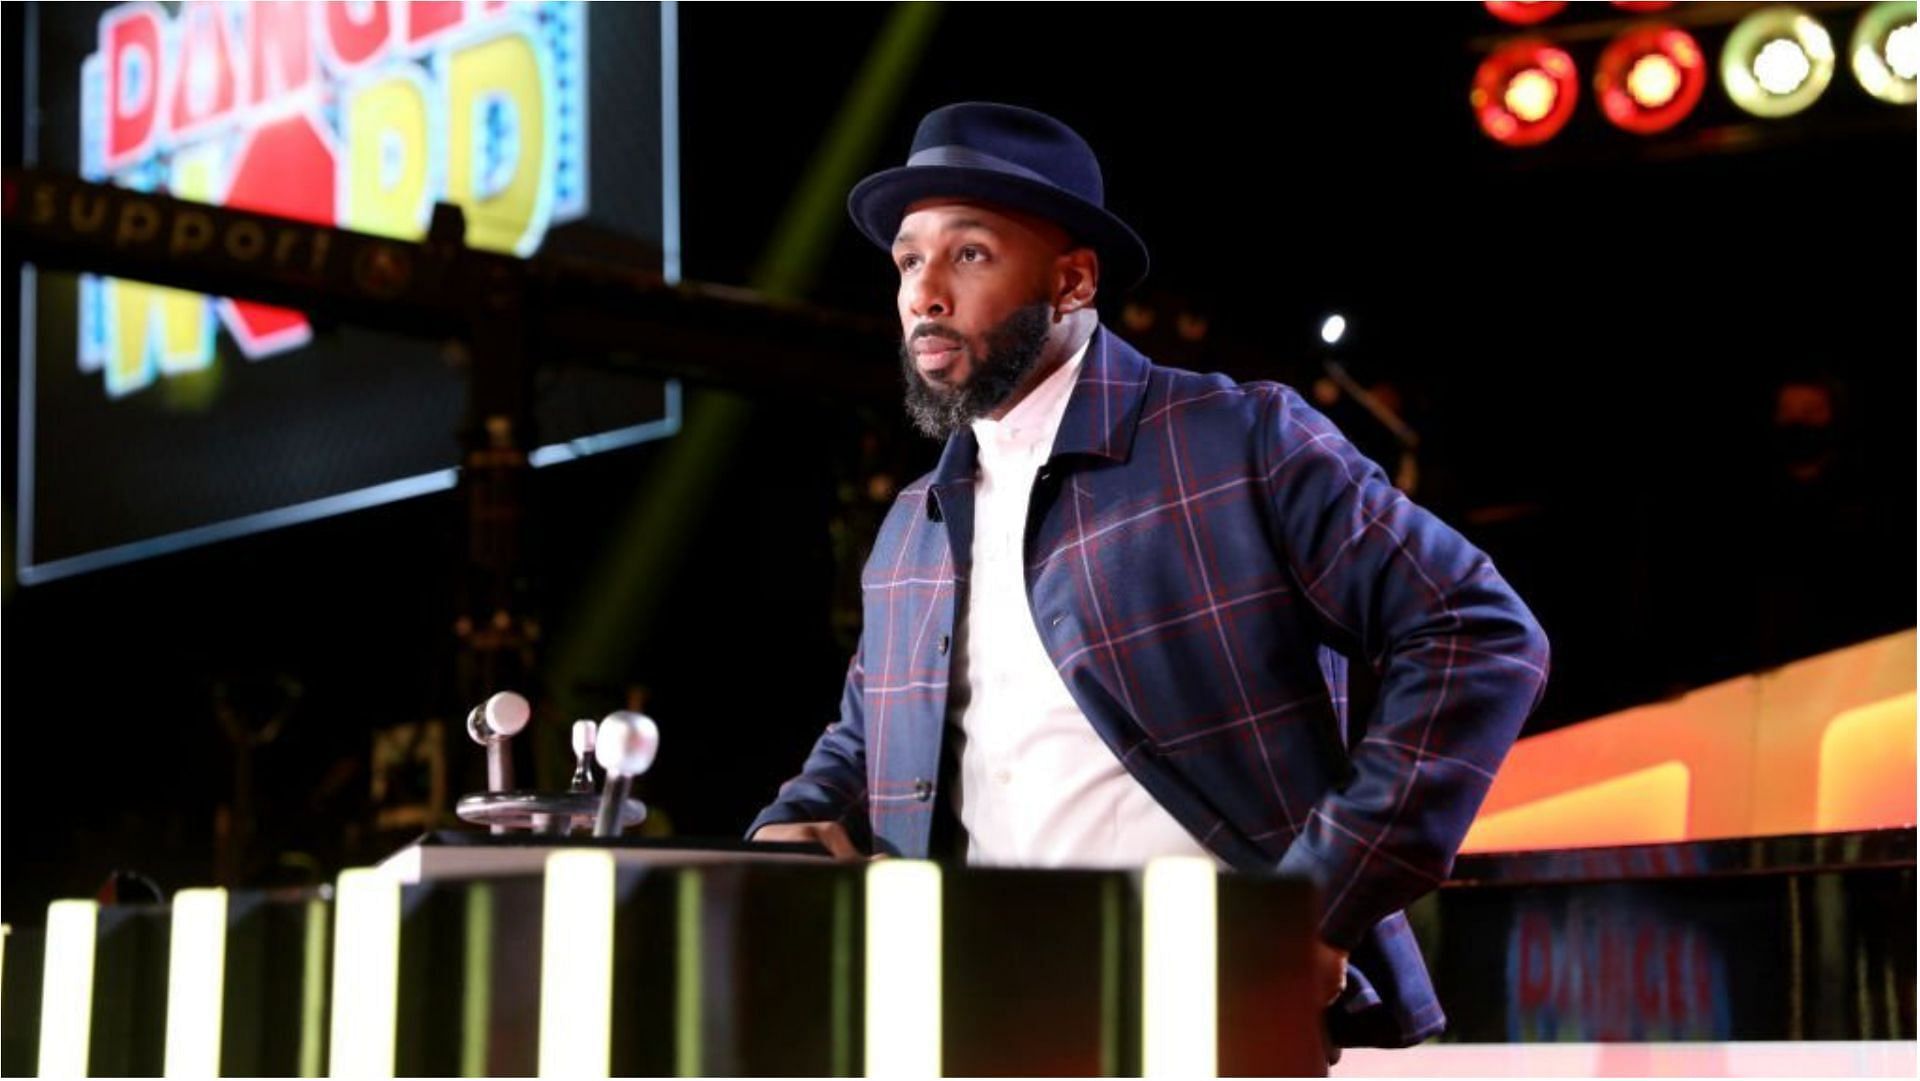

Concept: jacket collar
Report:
left=1049, top=324, right=1151, bottom=464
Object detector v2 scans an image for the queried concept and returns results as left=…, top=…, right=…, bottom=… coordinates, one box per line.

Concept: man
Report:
left=749, top=102, right=1549, bottom=1049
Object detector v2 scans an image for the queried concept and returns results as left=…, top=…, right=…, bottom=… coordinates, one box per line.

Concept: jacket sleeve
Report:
left=744, top=644, right=873, bottom=849
left=1260, top=385, right=1550, bottom=949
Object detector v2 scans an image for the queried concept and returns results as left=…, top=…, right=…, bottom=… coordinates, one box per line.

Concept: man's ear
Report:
left=1055, top=247, right=1101, bottom=316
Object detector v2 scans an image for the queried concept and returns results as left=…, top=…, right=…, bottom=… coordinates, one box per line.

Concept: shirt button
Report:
left=913, top=778, right=935, bottom=802
left=937, top=634, right=950, bottom=655
left=993, top=769, right=1012, bottom=786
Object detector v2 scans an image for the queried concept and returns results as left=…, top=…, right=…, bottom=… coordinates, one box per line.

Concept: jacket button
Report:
left=913, top=778, right=934, bottom=802
left=937, top=634, right=950, bottom=655
left=1050, top=613, right=1065, bottom=629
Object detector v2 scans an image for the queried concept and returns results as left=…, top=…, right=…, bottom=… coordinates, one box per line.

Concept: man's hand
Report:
left=1312, top=938, right=1349, bottom=1006
left=751, top=820, right=864, bottom=860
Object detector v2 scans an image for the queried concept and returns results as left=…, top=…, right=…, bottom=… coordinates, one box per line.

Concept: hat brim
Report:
left=848, top=165, right=1150, bottom=294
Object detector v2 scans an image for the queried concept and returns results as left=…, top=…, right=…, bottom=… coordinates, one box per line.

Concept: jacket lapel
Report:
left=1028, top=325, right=1154, bottom=583
left=926, top=426, right=979, bottom=581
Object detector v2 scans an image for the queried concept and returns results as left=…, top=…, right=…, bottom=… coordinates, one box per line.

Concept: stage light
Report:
left=867, top=860, right=943, bottom=1077
left=1851, top=1, right=1918, bottom=105
left=329, top=870, right=399, bottom=1077
left=539, top=853, right=616, bottom=1077
left=1143, top=857, right=1218, bottom=1077
left=1723, top=7, right=1836, bottom=117
left=164, top=889, right=229, bottom=1078
left=1320, top=314, right=1348, bottom=346
left=1629, top=55, right=1682, bottom=107
left=1473, top=41, right=1580, bottom=146
left=1755, top=38, right=1814, bottom=94
left=39, top=901, right=99, bottom=1077
left=1486, top=1, right=1566, bottom=26
left=1507, top=69, right=1559, bottom=120
left=1596, top=24, right=1708, bottom=134
left=1892, top=24, right=1920, bottom=76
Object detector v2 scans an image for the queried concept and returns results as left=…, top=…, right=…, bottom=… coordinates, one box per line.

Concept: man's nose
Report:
left=906, top=268, right=951, bottom=319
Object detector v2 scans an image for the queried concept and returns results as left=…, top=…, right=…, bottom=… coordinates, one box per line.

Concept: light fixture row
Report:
left=1474, top=3, right=1915, bottom=147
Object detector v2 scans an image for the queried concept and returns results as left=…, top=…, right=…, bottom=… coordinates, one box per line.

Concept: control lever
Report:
left=593, top=711, right=659, bottom=839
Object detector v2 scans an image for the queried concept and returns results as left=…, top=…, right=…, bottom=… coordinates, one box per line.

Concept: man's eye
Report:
left=958, top=246, right=985, bottom=262
left=897, top=254, right=920, bottom=272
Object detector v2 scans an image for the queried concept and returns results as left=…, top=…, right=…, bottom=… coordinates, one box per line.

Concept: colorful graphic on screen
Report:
left=78, top=0, right=588, bottom=396
left=17, top=1, right=679, bottom=584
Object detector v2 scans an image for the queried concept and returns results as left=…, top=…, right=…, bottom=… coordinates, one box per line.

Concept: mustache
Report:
left=907, top=325, right=964, bottom=348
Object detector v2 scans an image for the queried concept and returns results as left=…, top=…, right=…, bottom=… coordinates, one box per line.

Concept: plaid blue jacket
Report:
left=750, top=326, right=1549, bottom=1045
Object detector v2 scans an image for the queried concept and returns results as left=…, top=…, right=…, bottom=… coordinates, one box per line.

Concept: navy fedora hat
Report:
left=848, top=102, right=1150, bottom=292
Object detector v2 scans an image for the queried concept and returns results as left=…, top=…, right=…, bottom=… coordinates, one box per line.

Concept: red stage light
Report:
left=1486, top=1, right=1567, bottom=26
left=1595, top=24, right=1708, bottom=134
left=1473, top=41, right=1580, bottom=146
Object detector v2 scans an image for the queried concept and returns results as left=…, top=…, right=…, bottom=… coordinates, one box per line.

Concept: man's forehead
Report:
left=895, top=199, right=1062, bottom=245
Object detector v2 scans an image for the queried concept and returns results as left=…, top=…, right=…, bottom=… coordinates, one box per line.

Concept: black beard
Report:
left=899, top=302, right=1053, bottom=440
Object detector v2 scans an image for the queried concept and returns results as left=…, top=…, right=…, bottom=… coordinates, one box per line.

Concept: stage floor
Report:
left=1338, top=1041, right=1917, bottom=1077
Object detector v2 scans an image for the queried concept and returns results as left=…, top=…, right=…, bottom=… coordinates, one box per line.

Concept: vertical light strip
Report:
left=38, top=900, right=99, bottom=1078
left=674, top=870, right=703, bottom=1077
left=1788, top=877, right=1805, bottom=1038
left=659, top=0, right=681, bottom=284
left=298, top=897, right=330, bottom=1078
left=1099, top=874, right=1124, bottom=1077
left=864, top=860, right=942, bottom=1077
left=1142, top=857, right=1217, bottom=1078
left=460, top=883, right=496, bottom=1077
left=329, top=869, right=400, bottom=1078
left=17, top=263, right=39, bottom=579
left=164, top=888, right=230, bottom=1078
left=21, top=0, right=38, bottom=164
left=830, top=877, right=853, bottom=1077
left=538, top=851, right=616, bottom=1078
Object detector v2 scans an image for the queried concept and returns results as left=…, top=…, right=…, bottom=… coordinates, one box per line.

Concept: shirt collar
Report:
left=969, top=334, right=1091, bottom=460
left=927, top=325, right=1152, bottom=525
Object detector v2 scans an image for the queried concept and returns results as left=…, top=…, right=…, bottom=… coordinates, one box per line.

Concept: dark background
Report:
left=3, top=3, right=1913, bottom=924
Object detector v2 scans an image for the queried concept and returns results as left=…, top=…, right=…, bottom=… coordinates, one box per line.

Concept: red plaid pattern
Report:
left=751, top=327, right=1549, bottom=1045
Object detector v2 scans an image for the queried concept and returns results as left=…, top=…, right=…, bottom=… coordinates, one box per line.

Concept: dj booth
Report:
left=0, top=837, right=1326, bottom=1077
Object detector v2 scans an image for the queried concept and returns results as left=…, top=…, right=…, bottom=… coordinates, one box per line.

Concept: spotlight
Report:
left=1507, top=69, right=1560, bottom=121
left=1755, top=38, right=1814, bottom=94
left=1628, top=55, right=1682, bottom=108
left=1486, top=1, right=1566, bottom=26
left=1596, top=24, right=1708, bottom=134
left=1892, top=24, right=1920, bottom=77
left=1851, top=1, right=1918, bottom=105
left=1320, top=314, right=1348, bottom=346
left=1473, top=41, right=1580, bottom=146
left=1723, top=7, right=1837, bottom=117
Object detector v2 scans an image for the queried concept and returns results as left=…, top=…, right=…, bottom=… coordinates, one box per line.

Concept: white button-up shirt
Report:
left=948, top=338, right=1214, bottom=868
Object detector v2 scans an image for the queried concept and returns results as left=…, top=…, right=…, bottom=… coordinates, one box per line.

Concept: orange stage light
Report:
left=1463, top=631, right=1915, bottom=853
